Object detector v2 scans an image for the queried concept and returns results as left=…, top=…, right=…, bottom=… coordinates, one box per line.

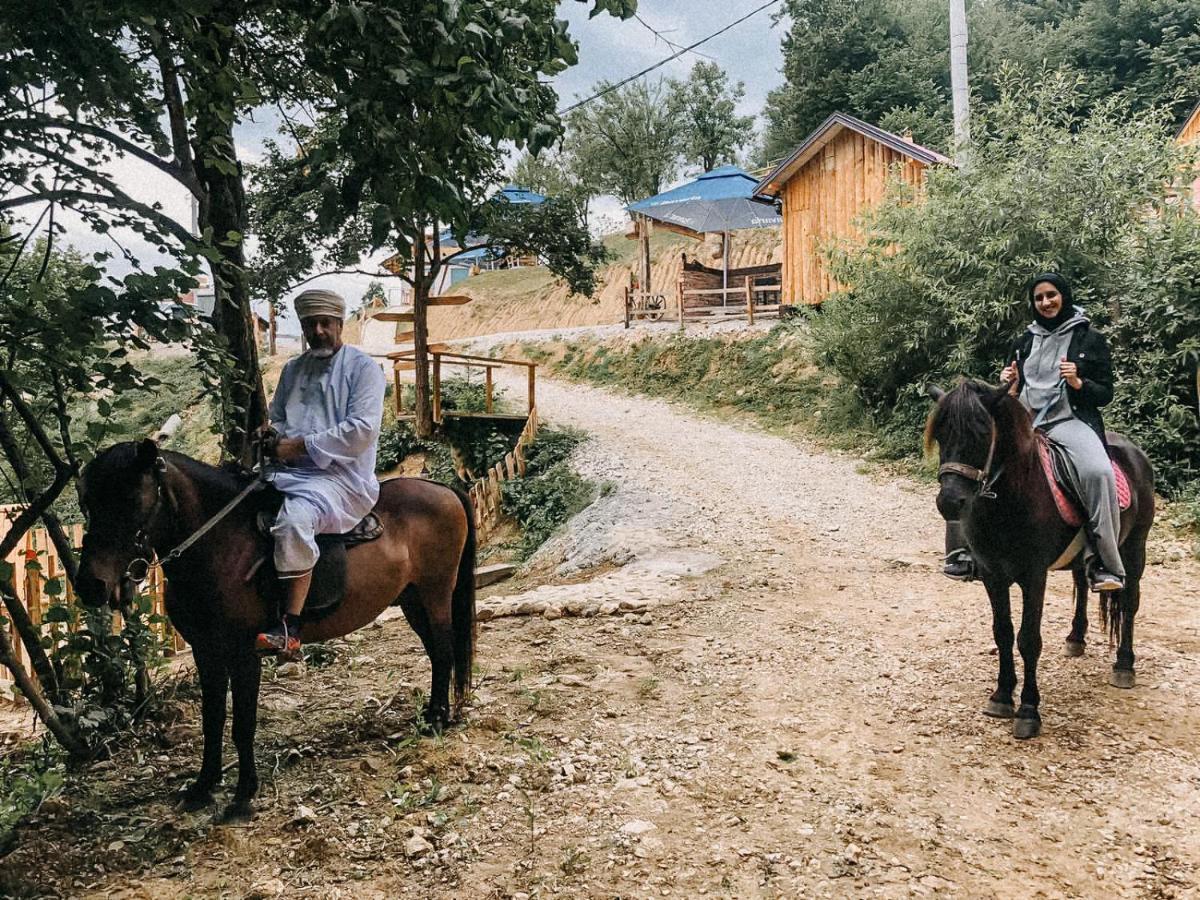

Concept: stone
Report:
left=621, top=819, right=657, bottom=836
left=404, top=834, right=434, bottom=858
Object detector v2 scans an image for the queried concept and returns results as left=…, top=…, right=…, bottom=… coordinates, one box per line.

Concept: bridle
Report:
left=119, top=453, right=264, bottom=589
left=937, top=420, right=1003, bottom=501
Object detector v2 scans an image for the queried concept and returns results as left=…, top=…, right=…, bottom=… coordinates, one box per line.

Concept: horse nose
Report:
left=936, top=488, right=965, bottom=521
left=74, top=568, right=112, bottom=608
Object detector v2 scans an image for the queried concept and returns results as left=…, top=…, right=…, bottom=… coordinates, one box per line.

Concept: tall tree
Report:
left=668, top=62, right=755, bottom=172
left=566, top=79, right=682, bottom=205
left=510, top=147, right=595, bottom=227
left=251, top=0, right=630, bottom=436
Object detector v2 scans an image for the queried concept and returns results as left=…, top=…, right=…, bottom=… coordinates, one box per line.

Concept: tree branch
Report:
left=3, top=114, right=200, bottom=199
left=147, top=29, right=199, bottom=193
left=0, top=189, right=195, bottom=248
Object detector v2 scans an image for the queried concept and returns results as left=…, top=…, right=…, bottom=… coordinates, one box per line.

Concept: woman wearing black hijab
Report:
left=944, top=273, right=1124, bottom=592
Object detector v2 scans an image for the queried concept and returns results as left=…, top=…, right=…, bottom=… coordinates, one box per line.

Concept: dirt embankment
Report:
left=425, top=228, right=781, bottom=343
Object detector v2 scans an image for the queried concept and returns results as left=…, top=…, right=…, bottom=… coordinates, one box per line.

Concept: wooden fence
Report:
left=466, top=406, right=539, bottom=542
left=0, top=512, right=184, bottom=702
left=678, top=276, right=782, bottom=325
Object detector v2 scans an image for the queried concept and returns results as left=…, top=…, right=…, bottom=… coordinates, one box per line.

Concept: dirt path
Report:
left=6, top=376, right=1200, bottom=899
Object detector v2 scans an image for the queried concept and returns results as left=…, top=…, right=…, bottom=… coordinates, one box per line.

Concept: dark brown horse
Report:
left=75, top=439, right=475, bottom=820
left=925, top=382, right=1154, bottom=739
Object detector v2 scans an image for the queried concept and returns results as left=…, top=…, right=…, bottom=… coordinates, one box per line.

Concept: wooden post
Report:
left=624, top=284, right=631, bottom=329
left=485, top=367, right=494, bottom=413
left=677, top=275, right=685, bottom=327
left=527, top=365, right=536, bottom=414
left=431, top=353, right=442, bottom=424
left=745, top=276, right=755, bottom=325
left=393, top=367, right=403, bottom=416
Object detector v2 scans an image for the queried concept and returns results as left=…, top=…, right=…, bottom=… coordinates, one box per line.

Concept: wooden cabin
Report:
left=1177, top=100, right=1200, bottom=207
left=754, top=112, right=950, bottom=305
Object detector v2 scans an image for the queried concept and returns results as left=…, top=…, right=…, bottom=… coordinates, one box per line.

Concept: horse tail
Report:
left=450, top=487, right=477, bottom=712
left=1098, top=590, right=1124, bottom=647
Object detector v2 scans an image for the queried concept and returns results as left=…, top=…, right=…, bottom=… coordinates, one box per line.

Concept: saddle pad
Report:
left=1037, top=435, right=1131, bottom=528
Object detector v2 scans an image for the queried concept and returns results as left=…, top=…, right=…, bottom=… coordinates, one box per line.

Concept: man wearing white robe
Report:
left=255, top=288, right=387, bottom=657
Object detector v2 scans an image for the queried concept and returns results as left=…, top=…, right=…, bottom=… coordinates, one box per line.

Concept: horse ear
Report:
left=982, top=384, right=1011, bottom=411
left=136, top=437, right=161, bottom=471
left=925, top=383, right=946, bottom=402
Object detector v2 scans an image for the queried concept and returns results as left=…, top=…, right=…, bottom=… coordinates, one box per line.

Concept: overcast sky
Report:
left=22, top=1, right=788, bottom=333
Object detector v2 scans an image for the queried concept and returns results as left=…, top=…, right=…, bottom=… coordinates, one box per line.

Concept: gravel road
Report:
left=7, top=374, right=1199, bottom=899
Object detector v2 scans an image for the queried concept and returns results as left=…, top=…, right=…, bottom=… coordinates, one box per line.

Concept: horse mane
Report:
left=925, top=381, right=1041, bottom=495
left=85, top=442, right=255, bottom=508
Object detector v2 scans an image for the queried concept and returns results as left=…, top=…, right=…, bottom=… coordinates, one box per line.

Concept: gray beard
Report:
left=309, top=346, right=335, bottom=359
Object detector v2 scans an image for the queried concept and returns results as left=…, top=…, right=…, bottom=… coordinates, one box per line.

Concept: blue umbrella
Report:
left=626, top=165, right=781, bottom=234
left=627, top=166, right=781, bottom=302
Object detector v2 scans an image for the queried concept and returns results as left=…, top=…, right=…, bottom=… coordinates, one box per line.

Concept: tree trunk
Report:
left=187, top=19, right=268, bottom=465
left=0, top=619, right=88, bottom=759
left=411, top=243, right=435, bottom=439
left=949, top=0, right=971, bottom=166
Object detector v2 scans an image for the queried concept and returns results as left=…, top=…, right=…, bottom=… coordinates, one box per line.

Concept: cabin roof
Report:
left=754, top=112, right=951, bottom=198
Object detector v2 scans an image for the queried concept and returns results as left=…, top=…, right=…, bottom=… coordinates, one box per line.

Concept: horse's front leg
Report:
left=982, top=575, right=1016, bottom=719
left=182, top=644, right=227, bottom=809
left=1014, top=572, right=1047, bottom=739
left=1065, top=567, right=1088, bottom=656
left=222, top=641, right=263, bottom=822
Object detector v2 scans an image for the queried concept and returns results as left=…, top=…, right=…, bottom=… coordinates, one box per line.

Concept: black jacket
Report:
left=1011, top=321, right=1113, bottom=445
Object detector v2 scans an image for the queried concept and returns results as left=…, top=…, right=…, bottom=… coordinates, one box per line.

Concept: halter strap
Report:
left=937, top=421, right=1003, bottom=500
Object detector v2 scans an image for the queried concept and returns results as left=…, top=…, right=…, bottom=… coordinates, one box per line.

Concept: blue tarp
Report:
left=626, top=165, right=782, bottom=234
left=439, top=184, right=548, bottom=251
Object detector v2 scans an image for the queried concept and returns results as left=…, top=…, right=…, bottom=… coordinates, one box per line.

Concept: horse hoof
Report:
left=1064, top=640, right=1086, bottom=657
left=983, top=700, right=1015, bottom=719
left=217, top=800, right=254, bottom=824
left=179, top=786, right=215, bottom=812
left=1109, top=669, right=1136, bottom=690
left=1013, top=717, right=1041, bottom=740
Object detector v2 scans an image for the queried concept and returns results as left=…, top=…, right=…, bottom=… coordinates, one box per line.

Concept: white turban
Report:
left=293, top=288, right=346, bottom=320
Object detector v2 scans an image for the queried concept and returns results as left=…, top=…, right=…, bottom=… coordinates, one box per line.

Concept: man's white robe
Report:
left=267, top=344, right=386, bottom=576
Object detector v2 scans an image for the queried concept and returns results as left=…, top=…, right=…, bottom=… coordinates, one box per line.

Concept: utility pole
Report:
left=949, top=0, right=970, bottom=166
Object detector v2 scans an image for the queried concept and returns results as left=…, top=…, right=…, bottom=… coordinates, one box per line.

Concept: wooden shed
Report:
left=754, top=112, right=950, bottom=305
left=1177, top=100, right=1200, bottom=207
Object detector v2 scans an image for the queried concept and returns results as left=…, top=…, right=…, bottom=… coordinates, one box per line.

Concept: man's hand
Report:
left=1059, top=357, right=1083, bottom=390
left=274, top=437, right=308, bottom=464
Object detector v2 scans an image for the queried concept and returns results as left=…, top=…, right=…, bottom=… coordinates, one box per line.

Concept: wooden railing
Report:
left=0, top=512, right=184, bottom=703
left=466, top=406, right=538, bottom=542
left=678, top=276, right=782, bottom=324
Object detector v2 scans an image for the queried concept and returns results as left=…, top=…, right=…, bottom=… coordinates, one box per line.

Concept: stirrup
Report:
left=255, top=619, right=302, bottom=660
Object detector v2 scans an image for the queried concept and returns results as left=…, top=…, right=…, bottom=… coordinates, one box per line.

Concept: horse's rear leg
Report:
left=182, top=644, right=227, bottom=810
left=983, top=577, right=1016, bottom=720
left=399, top=587, right=454, bottom=731
left=1065, top=567, right=1088, bottom=656
left=222, top=645, right=262, bottom=822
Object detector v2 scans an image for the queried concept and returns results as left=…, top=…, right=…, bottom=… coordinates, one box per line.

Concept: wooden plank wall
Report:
left=781, top=129, right=930, bottom=305
left=1177, top=105, right=1200, bottom=207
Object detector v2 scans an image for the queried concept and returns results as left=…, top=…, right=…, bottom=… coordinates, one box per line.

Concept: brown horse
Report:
left=925, top=382, right=1154, bottom=740
left=75, top=439, right=475, bottom=820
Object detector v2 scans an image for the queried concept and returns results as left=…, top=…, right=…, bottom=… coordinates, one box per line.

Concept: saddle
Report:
left=252, top=490, right=384, bottom=620
left=1037, top=433, right=1131, bottom=529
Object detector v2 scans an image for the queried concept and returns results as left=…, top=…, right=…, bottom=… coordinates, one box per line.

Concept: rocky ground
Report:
left=3, top=374, right=1199, bottom=899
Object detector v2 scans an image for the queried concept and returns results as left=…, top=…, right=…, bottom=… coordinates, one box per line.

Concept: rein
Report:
left=123, top=461, right=264, bottom=586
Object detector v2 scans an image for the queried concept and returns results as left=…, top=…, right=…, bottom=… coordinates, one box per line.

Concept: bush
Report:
left=813, top=70, right=1200, bottom=492
left=501, top=427, right=594, bottom=555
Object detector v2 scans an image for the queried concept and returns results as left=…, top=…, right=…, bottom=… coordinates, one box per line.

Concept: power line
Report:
left=558, top=0, right=782, bottom=116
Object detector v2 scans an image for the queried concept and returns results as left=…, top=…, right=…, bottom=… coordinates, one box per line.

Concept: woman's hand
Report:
left=1000, top=359, right=1019, bottom=395
left=1059, top=358, right=1083, bottom=390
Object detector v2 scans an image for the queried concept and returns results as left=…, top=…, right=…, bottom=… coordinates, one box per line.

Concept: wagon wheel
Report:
left=643, top=293, right=666, bottom=322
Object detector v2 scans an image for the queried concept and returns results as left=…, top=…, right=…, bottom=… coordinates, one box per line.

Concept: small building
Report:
left=1177, top=100, right=1200, bottom=207
left=755, top=112, right=950, bottom=305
